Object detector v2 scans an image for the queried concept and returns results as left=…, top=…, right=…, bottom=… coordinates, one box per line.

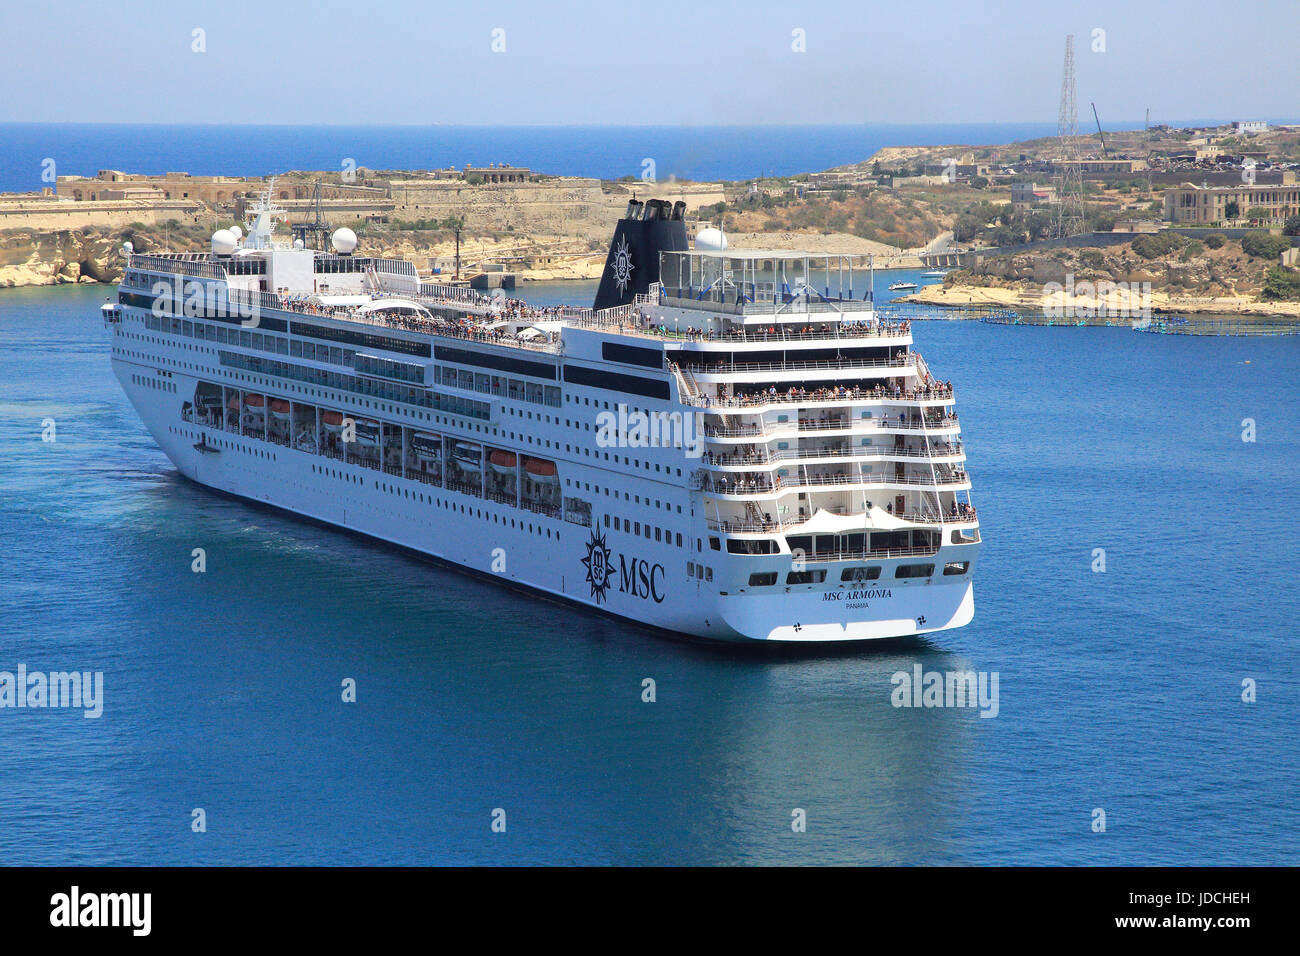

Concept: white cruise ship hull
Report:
left=114, top=362, right=975, bottom=643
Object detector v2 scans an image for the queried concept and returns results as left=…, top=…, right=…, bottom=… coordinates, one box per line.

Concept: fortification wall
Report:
left=0, top=200, right=205, bottom=231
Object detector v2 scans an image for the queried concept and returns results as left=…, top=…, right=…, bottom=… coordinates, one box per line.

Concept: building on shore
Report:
left=1046, top=158, right=1147, bottom=176
left=1164, top=179, right=1300, bottom=225
left=57, top=170, right=258, bottom=204
left=1010, top=182, right=1057, bottom=206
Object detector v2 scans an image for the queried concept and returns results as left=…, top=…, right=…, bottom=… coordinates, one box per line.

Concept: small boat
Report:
left=410, top=432, right=442, bottom=465
left=488, top=450, right=518, bottom=476
left=888, top=281, right=919, bottom=292
left=453, top=442, right=482, bottom=473
left=321, top=410, right=346, bottom=433
left=269, top=398, right=291, bottom=421
left=351, top=418, right=381, bottom=447
left=243, top=393, right=266, bottom=415
left=922, top=269, right=950, bottom=279
left=523, top=457, right=559, bottom=484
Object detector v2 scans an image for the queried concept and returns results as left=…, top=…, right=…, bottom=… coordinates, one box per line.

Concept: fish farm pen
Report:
left=1133, top=316, right=1300, bottom=336
left=878, top=304, right=1300, bottom=335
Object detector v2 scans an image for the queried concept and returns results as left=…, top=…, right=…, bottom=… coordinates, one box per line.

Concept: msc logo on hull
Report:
left=582, top=527, right=665, bottom=605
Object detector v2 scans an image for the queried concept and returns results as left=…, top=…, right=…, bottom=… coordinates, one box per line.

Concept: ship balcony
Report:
left=680, top=354, right=916, bottom=385
left=665, top=325, right=912, bottom=349
left=699, top=439, right=965, bottom=468
left=705, top=506, right=979, bottom=535
left=703, top=411, right=961, bottom=442
left=696, top=467, right=972, bottom=499
left=685, top=378, right=955, bottom=411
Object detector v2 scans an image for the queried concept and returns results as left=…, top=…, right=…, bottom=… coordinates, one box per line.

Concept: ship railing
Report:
left=520, top=500, right=561, bottom=519
left=783, top=545, right=944, bottom=563
left=689, top=389, right=956, bottom=412
left=705, top=508, right=978, bottom=534
left=700, top=470, right=970, bottom=496
left=657, top=292, right=876, bottom=318
left=683, top=355, right=915, bottom=376
left=130, top=253, right=227, bottom=280
left=571, top=314, right=912, bottom=344
left=701, top=441, right=964, bottom=466
left=404, top=468, right=443, bottom=487
left=262, top=294, right=567, bottom=355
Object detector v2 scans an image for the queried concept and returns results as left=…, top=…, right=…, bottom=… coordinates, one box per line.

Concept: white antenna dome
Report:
left=120, top=241, right=134, bottom=256
left=293, top=238, right=305, bottom=250
left=694, top=226, right=728, bottom=251
left=331, top=227, right=358, bottom=254
left=211, top=229, right=238, bottom=255
left=229, top=225, right=243, bottom=240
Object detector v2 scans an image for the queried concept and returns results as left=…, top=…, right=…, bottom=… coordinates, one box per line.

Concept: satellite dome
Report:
left=331, top=227, right=358, bottom=254
left=211, top=229, right=237, bottom=255
left=293, top=238, right=305, bottom=250
left=695, top=226, right=727, bottom=251
left=120, top=241, right=133, bottom=256
left=229, top=225, right=243, bottom=240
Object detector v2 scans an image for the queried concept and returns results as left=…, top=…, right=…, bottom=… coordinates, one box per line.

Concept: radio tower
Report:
left=1053, top=35, right=1085, bottom=238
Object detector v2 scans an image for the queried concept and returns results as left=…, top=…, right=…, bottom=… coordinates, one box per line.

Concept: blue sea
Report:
left=0, top=122, right=1156, bottom=193
left=0, top=279, right=1297, bottom=866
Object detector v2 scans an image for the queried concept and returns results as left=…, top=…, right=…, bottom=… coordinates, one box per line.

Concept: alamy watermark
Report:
left=1041, top=274, right=1151, bottom=321
left=151, top=276, right=260, bottom=328
left=595, top=403, right=703, bottom=458
left=891, top=665, right=999, bottom=718
left=0, top=665, right=104, bottom=718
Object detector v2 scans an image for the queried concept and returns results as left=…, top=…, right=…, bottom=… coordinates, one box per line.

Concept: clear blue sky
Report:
left=4, top=0, right=1297, bottom=126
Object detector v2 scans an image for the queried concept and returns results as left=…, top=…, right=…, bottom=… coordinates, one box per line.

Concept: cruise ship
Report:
left=102, top=186, right=980, bottom=643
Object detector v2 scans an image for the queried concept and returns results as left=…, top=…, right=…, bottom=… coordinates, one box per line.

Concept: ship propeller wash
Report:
left=104, top=193, right=980, bottom=642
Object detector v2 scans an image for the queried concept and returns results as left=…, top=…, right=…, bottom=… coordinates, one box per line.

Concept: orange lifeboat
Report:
left=269, top=398, right=291, bottom=421
left=321, top=410, right=345, bottom=433
left=243, top=393, right=265, bottom=417
left=489, top=450, right=517, bottom=475
left=524, top=457, right=558, bottom=483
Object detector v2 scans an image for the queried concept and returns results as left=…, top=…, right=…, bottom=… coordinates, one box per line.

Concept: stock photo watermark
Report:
left=0, top=665, right=104, bottom=718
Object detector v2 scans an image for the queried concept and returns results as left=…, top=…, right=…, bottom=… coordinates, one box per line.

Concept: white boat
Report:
left=351, top=418, right=381, bottom=447
left=410, top=432, right=442, bottom=465
left=922, top=269, right=950, bottom=279
left=452, top=442, right=482, bottom=473
left=105, top=189, right=979, bottom=643
left=888, top=281, right=919, bottom=292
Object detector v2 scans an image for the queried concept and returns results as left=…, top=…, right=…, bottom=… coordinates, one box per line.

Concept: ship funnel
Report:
left=592, top=196, right=690, bottom=311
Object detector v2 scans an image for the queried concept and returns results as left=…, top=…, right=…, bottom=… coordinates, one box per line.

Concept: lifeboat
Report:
left=352, top=418, right=381, bottom=447
left=488, top=450, right=517, bottom=476
left=269, top=398, right=291, bottom=421
left=321, top=410, right=345, bottom=433
left=523, top=457, right=559, bottom=484
left=410, top=432, right=442, bottom=465
left=452, top=441, right=482, bottom=473
left=243, top=393, right=266, bottom=416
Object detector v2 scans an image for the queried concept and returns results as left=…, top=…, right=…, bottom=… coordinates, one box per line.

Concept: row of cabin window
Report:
left=748, top=561, right=969, bottom=587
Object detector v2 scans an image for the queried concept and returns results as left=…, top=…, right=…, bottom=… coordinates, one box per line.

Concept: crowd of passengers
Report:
left=273, top=293, right=566, bottom=348
left=684, top=379, right=955, bottom=407
left=671, top=320, right=910, bottom=340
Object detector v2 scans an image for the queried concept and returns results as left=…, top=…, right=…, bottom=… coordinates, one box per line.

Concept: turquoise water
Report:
left=0, top=282, right=1297, bottom=865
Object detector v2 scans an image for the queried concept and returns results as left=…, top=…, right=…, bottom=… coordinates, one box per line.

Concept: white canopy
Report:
left=357, top=298, right=432, bottom=318
left=306, top=294, right=372, bottom=308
